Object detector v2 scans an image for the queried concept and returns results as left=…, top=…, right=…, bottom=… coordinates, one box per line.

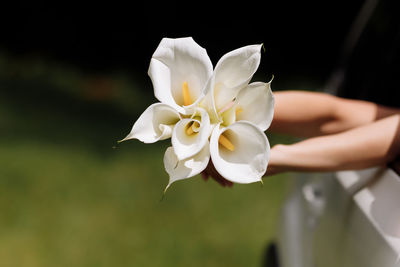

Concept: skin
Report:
left=201, top=91, right=400, bottom=186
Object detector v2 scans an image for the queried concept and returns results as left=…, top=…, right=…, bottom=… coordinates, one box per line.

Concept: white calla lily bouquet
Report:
left=120, top=37, right=274, bottom=191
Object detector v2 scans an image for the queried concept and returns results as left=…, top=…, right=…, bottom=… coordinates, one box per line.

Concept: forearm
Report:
left=270, top=91, right=400, bottom=137
left=267, top=115, right=400, bottom=175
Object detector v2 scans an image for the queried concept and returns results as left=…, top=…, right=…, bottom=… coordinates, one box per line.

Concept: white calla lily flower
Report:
left=210, top=121, right=270, bottom=184
left=121, top=37, right=275, bottom=189
left=213, top=44, right=263, bottom=107
left=120, top=103, right=180, bottom=143
left=234, top=80, right=274, bottom=131
left=202, top=44, right=263, bottom=123
left=148, top=37, right=213, bottom=115
left=163, top=144, right=210, bottom=191
left=171, top=107, right=211, bottom=161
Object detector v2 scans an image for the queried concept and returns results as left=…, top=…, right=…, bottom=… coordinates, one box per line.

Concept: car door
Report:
left=276, top=167, right=400, bottom=267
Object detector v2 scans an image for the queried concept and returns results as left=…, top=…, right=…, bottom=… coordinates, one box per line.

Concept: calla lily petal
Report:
left=148, top=37, right=213, bottom=114
left=235, top=81, right=274, bottom=131
left=171, top=108, right=211, bottom=160
left=210, top=121, right=270, bottom=184
left=212, top=44, right=262, bottom=109
left=200, top=76, right=220, bottom=124
left=163, top=144, right=210, bottom=190
left=219, top=101, right=236, bottom=127
left=121, top=103, right=180, bottom=143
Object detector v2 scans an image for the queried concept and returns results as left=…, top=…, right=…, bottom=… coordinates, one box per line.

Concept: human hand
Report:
left=201, top=160, right=234, bottom=187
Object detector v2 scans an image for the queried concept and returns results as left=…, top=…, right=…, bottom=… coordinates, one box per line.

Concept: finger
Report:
left=201, top=172, right=209, bottom=181
left=215, top=176, right=234, bottom=188
left=264, top=166, right=279, bottom=176
left=213, top=175, right=227, bottom=187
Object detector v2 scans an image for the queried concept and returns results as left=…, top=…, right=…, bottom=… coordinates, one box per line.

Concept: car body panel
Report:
left=277, top=168, right=400, bottom=267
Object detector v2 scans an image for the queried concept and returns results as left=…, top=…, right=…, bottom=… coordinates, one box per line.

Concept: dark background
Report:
left=1, top=1, right=364, bottom=85
left=3, top=1, right=399, bottom=106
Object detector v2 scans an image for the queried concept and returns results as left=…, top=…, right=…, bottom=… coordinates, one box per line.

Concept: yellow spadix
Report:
left=218, top=134, right=235, bottom=151
left=182, top=81, right=192, bottom=106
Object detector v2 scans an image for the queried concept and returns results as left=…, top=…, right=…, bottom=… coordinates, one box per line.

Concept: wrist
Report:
left=266, top=144, right=291, bottom=175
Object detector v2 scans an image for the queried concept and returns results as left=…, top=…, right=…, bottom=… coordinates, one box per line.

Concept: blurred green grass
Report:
left=0, top=53, right=295, bottom=267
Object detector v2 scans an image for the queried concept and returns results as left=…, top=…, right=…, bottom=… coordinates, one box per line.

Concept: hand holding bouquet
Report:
left=120, top=37, right=274, bottom=191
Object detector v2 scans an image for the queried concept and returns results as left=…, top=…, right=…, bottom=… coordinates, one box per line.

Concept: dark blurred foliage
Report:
left=1, top=1, right=363, bottom=81
left=1, top=0, right=399, bottom=105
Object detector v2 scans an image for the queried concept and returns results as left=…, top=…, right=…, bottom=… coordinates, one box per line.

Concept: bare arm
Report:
left=270, top=91, right=400, bottom=137
left=202, top=91, right=400, bottom=184
left=266, top=114, right=400, bottom=175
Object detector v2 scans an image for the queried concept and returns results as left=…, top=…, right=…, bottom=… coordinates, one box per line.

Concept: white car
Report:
left=266, top=168, right=400, bottom=267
